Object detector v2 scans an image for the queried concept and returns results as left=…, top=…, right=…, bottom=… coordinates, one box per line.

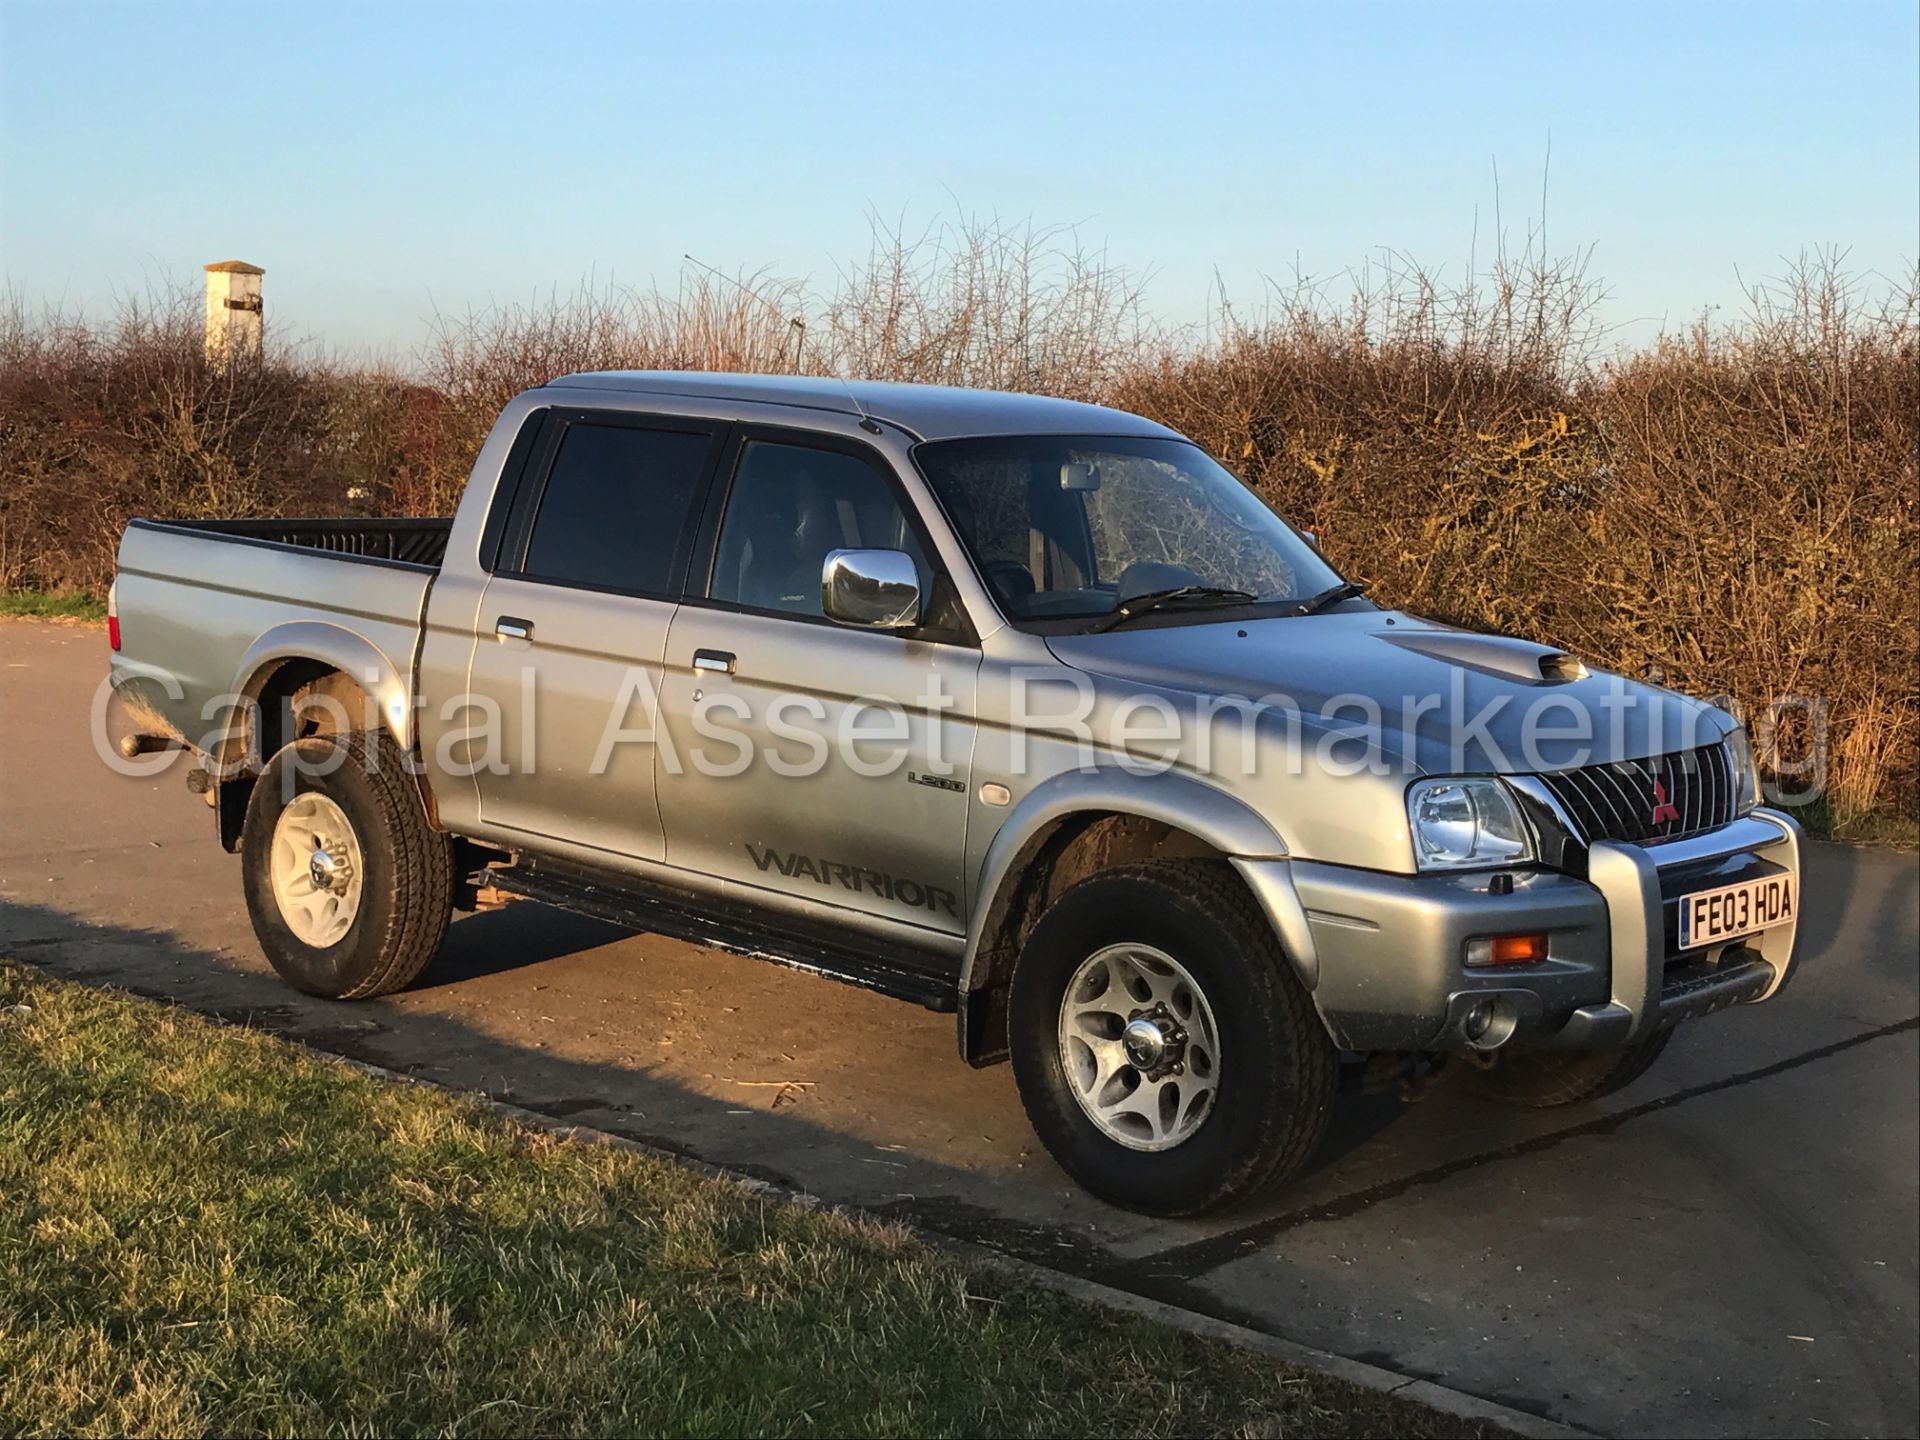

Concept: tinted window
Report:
left=521, top=423, right=712, bottom=593
left=710, top=441, right=931, bottom=617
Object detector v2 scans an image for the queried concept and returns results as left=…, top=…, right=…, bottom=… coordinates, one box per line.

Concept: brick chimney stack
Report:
left=204, top=260, right=264, bottom=366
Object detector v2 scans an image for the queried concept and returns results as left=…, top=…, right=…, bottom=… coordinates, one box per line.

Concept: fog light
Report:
left=1466, top=932, right=1549, bottom=966
left=1459, top=995, right=1519, bottom=1051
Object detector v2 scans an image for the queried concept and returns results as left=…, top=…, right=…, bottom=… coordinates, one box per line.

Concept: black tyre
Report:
left=1468, top=1028, right=1673, bottom=1108
left=1007, top=860, right=1337, bottom=1216
left=240, top=729, right=452, bottom=999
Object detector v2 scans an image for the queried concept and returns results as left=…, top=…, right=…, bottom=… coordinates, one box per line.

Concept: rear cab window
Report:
left=506, top=416, right=721, bottom=596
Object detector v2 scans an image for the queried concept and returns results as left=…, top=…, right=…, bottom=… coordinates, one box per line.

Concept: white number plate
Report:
left=1678, top=872, right=1798, bottom=950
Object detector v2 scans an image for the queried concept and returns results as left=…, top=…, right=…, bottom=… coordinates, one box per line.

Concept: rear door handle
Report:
left=495, top=616, right=533, bottom=641
left=692, top=648, right=736, bottom=674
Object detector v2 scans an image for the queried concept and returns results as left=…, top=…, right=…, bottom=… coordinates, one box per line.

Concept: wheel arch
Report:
left=221, top=622, right=416, bottom=769
left=212, top=624, right=432, bottom=852
left=956, top=768, right=1292, bottom=1066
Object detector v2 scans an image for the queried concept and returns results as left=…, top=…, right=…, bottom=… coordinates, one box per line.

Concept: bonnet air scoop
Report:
left=1378, top=629, right=1589, bottom=684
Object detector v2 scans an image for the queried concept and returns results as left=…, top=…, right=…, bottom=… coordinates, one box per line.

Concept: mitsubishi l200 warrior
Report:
left=107, top=372, right=1805, bottom=1215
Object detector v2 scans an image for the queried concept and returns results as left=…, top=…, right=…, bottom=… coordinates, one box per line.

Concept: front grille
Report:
left=1535, top=743, right=1736, bottom=846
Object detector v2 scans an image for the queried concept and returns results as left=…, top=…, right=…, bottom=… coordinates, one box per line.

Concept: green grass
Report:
left=0, top=588, right=106, bottom=621
left=0, top=963, right=1491, bottom=1440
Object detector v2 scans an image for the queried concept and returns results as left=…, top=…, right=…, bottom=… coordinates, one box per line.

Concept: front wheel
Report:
left=240, top=729, right=453, bottom=999
left=1008, top=860, right=1337, bottom=1216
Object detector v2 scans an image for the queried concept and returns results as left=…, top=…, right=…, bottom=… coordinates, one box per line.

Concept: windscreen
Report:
left=913, top=435, right=1342, bottom=628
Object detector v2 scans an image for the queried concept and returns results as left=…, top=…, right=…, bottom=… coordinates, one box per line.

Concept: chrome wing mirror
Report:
left=821, top=548, right=922, bottom=629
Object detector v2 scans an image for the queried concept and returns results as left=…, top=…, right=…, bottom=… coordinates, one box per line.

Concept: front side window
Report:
left=521, top=422, right=713, bottom=593
left=710, top=440, right=932, bottom=618
left=914, top=435, right=1344, bottom=630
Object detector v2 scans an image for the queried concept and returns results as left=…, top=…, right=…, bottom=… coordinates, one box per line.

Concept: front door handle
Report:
left=495, top=616, right=533, bottom=641
left=692, top=648, right=736, bottom=674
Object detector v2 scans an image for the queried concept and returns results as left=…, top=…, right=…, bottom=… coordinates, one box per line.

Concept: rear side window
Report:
left=521, top=423, right=713, bottom=594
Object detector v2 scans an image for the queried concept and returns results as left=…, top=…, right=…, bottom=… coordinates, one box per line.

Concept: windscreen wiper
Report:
left=1290, top=581, right=1367, bottom=616
left=1089, top=585, right=1258, bottom=633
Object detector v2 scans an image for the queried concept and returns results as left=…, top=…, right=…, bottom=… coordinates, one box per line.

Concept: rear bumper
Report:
left=1234, top=808, right=1804, bottom=1052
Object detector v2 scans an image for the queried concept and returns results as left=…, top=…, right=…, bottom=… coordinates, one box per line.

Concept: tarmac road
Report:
left=3, top=617, right=1915, bottom=1437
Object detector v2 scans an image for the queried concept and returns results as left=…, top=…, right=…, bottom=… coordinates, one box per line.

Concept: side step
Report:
left=477, top=860, right=961, bottom=1013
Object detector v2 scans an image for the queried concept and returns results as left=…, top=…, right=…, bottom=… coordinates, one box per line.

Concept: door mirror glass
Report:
left=821, top=548, right=922, bottom=629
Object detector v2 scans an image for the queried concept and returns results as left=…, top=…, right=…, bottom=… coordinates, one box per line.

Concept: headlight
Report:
left=1407, top=777, right=1535, bottom=871
left=1726, top=726, right=1762, bottom=815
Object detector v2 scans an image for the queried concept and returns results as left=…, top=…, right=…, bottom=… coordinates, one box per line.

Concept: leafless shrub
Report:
left=0, top=285, right=344, bottom=594
left=821, top=211, right=1156, bottom=394
left=1583, top=253, right=1919, bottom=826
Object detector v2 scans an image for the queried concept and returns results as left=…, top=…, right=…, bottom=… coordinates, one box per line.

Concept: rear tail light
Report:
left=107, top=582, right=120, bottom=651
left=1466, top=932, right=1549, bottom=966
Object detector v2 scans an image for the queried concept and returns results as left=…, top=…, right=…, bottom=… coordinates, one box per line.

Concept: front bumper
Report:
left=1234, top=807, right=1804, bottom=1052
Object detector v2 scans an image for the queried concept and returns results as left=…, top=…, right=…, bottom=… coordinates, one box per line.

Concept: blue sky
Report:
left=2, top=0, right=1914, bottom=356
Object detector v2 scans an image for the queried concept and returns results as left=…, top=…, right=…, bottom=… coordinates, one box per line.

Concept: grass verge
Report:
left=1777, top=795, right=1920, bottom=850
left=0, top=962, right=1494, bottom=1439
left=0, top=588, right=106, bottom=622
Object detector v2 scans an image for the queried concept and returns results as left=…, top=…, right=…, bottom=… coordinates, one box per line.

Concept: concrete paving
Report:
left=3, top=616, right=1915, bottom=1437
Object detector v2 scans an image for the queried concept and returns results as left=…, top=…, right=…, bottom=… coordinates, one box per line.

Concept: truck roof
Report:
left=543, top=370, right=1179, bottom=442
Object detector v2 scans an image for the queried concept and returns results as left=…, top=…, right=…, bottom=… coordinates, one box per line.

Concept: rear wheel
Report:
left=1468, top=1029, right=1673, bottom=1108
left=1008, top=860, right=1337, bottom=1216
left=241, top=729, right=452, bottom=999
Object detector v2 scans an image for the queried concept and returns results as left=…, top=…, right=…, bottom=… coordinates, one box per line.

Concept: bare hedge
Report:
left=2, top=224, right=1912, bottom=825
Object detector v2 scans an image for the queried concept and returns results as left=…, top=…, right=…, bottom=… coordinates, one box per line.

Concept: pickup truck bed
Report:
left=111, top=516, right=451, bottom=757
left=136, top=516, right=452, bottom=567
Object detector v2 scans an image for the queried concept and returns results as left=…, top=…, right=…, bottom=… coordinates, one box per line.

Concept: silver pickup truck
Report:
left=108, top=372, right=1805, bottom=1215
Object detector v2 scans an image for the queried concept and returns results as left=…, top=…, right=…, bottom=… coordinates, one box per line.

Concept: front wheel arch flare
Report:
left=957, top=779, right=1293, bottom=1066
